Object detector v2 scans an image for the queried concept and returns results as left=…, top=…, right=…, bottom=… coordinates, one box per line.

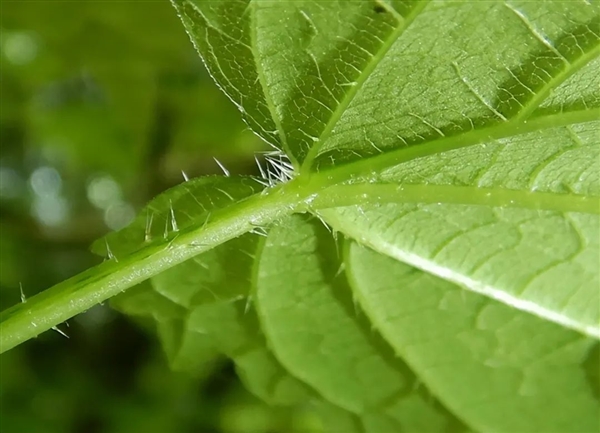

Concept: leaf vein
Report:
left=300, top=0, right=432, bottom=173
left=248, top=0, right=294, bottom=165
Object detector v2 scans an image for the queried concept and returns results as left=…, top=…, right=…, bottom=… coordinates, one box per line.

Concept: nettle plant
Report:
left=2, top=1, right=599, bottom=431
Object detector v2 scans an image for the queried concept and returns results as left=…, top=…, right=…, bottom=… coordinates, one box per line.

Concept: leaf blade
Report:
left=311, top=2, right=599, bottom=169
left=317, top=121, right=599, bottom=337
left=256, top=215, right=471, bottom=431
left=345, top=242, right=600, bottom=433
left=321, top=204, right=599, bottom=337
left=113, top=233, right=315, bottom=406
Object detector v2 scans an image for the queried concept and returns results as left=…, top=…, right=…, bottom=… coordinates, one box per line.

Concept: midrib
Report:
left=313, top=183, right=600, bottom=215
left=313, top=109, right=600, bottom=188
left=248, top=0, right=295, bottom=166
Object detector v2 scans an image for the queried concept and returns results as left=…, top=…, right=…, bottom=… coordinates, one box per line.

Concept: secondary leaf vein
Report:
left=300, top=0, right=432, bottom=173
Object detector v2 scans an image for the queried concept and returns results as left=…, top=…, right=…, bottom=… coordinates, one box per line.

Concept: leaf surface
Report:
left=173, top=0, right=430, bottom=165
left=92, top=1, right=600, bottom=431
left=112, top=233, right=313, bottom=406
left=101, top=1, right=600, bottom=430
left=344, top=241, right=599, bottom=433
left=173, top=0, right=599, bottom=170
left=256, top=215, right=470, bottom=432
left=309, top=2, right=599, bottom=169
left=172, top=0, right=599, bottom=336
left=318, top=122, right=599, bottom=337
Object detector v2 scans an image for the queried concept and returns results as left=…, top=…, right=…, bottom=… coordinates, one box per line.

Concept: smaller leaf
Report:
left=92, top=175, right=262, bottom=257
left=113, top=232, right=314, bottom=407
left=151, top=234, right=258, bottom=307
left=111, top=283, right=219, bottom=376
left=187, top=299, right=312, bottom=406
left=256, top=215, right=469, bottom=432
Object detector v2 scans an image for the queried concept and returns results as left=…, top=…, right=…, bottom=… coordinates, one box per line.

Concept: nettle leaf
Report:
left=172, top=0, right=423, bottom=165
left=111, top=232, right=316, bottom=405
left=256, top=215, right=470, bottom=432
left=117, top=0, right=596, bottom=429
left=160, top=0, right=598, bottom=429
left=175, top=0, right=599, bottom=332
left=111, top=282, right=220, bottom=375
left=345, top=242, right=599, bottom=433
left=172, top=0, right=599, bottom=170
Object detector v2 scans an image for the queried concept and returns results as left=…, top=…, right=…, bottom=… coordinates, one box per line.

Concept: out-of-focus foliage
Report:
left=0, top=2, right=290, bottom=432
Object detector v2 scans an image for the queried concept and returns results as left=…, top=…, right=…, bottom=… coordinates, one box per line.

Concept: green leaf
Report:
left=317, top=123, right=599, bottom=337
left=150, top=234, right=258, bottom=307
left=111, top=272, right=219, bottom=377
left=187, top=300, right=313, bottom=406
left=92, top=175, right=262, bottom=257
left=308, top=3, right=600, bottom=170
left=113, top=232, right=315, bottom=406
left=172, top=0, right=430, bottom=167
left=256, top=215, right=469, bottom=432
left=345, top=241, right=599, bottom=433
left=167, top=0, right=599, bottom=336
left=173, top=0, right=599, bottom=169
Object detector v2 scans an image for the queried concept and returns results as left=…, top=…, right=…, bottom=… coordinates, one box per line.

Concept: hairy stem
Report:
left=0, top=181, right=308, bottom=353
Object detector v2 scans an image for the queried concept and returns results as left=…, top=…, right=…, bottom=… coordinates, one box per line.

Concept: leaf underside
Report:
left=107, top=0, right=599, bottom=431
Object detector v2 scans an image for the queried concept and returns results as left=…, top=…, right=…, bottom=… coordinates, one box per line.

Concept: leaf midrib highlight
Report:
left=312, top=183, right=600, bottom=214
left=249, top=0, right=294, bottom=165
left=317, top=109, right=600, bottom=186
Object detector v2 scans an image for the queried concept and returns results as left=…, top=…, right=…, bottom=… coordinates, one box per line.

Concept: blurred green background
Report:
left=0, top=2, right=314, bottom=432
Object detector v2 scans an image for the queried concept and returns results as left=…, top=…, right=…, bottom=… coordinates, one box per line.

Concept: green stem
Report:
left=0, top=181, right=308, bottom=353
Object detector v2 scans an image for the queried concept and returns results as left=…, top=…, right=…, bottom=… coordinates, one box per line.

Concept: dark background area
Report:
left=0, top=2, right=311, bottom=432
